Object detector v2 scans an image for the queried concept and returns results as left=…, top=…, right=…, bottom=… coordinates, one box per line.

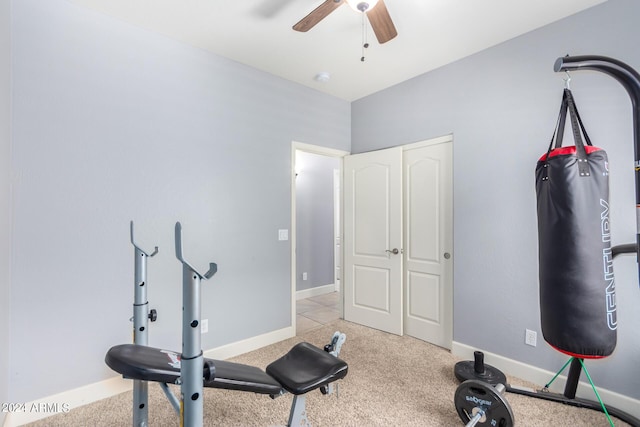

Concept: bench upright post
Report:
left=130, top=221, right=158, bottom=427
left=175, top=222, right=217, bottom=427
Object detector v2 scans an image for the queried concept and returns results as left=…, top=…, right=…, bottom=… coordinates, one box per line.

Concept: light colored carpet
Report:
left=26, top=320, right=632, bottom=426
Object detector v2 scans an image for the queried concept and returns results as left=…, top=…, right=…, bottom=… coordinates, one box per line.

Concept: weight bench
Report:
left=106, top=341, right=348, bottom=396
left=106, top=339, right=347, bottom=426
left=107, top=222, right=348, bottom=426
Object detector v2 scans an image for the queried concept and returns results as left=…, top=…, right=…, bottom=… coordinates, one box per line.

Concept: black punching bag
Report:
left=535, top=89, right=617, bottom=358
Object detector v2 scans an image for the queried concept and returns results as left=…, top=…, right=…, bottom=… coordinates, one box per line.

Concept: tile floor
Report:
left=296, top=292, right=341, bottom=335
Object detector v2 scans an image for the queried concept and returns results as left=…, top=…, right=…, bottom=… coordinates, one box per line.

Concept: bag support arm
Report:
left=555, top=55, right=640, bottom=281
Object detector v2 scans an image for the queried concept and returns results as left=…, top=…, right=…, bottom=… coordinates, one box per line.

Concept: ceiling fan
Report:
left=293, top=0, right=398, bottom=44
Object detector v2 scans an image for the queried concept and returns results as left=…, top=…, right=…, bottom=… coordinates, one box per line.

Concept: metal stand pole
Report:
left=130, top=221, right=158, bottom=427
left=174, top=222, right=217, bottom=427
left=555, top=55, right=640, bottom=282
left=287, top=395, right=310, bottom=427
left=563, top=358, right=582, bottom=400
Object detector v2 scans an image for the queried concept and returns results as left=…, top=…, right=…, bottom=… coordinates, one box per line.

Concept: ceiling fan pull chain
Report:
left=361, top=12, right=369, bottom=61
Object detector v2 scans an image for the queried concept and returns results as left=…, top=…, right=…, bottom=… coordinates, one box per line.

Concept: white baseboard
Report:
left=451, top=342, right=640, bottom=420
left=3, top=326, right=295, bottom=427
left=296, top=283, right=336, bottom=300
left=203, top=325, right=295, bottom=360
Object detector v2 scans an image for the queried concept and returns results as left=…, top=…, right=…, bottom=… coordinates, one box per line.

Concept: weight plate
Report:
left=454, top=360, right=507, bottom=386
left=454, top=379, right=515, bottom=426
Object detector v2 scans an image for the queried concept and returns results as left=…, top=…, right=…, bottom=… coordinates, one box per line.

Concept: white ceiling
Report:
left=68, top=0, right=607, bottom=101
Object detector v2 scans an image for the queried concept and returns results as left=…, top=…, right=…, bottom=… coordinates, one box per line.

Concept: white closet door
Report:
left=343, top=147, right=403, bottom=335
left=403, top=141, right=453, bottom=348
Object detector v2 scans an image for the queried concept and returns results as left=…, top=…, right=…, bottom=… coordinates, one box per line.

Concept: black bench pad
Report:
left=207, top=358, right=281, bottom=394
left=266, top=342, right=348, bottom=395
left=105, top=344, right=282, bottom=395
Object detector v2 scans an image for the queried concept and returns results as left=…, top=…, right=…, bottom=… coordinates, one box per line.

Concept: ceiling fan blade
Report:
left=293, top=0, right=344, bottom=32
left=366, top=0, right=397, bottom=44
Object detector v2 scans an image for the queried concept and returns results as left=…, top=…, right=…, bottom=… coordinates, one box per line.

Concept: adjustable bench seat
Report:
left=205, top=358, right=282, bottom=395
left=105, top=344, right=283, bottom=395
left=266, top=342, right=348, bottom=395
left=105, top=341, right=347, bottom=397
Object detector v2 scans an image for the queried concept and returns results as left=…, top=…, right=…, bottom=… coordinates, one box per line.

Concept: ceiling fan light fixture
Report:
left=346, top=0, right=379, bottom=13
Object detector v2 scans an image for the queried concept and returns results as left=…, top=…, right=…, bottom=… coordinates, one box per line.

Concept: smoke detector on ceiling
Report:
left=314, top=72, right=331, bottom=83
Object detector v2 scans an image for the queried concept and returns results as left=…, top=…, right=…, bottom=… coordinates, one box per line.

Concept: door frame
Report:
left=291, top=142, right=349, bottom=332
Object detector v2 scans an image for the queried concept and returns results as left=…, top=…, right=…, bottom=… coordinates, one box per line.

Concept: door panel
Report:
left=407, top=157, right=439, bottom=262
left=354, top=164, right=389, bottom=254
left=344, top=147, right=403, bottom=335
left=407, top=271, right=439, bottom=322
left=354, top=266, right=390, bottom=311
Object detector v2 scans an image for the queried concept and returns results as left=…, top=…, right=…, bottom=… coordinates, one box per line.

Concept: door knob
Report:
left=444, top=252, right=451, bottom=259
left=386, top=248, right=399, bottom=255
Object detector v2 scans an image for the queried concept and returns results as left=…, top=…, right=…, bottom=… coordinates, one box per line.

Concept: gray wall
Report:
left=295, top=151, right=339, bottom=292
left=9, top=0, right=350, bottom=403
left=0, top=0, right=11, bottom=424
left=9, top=0, right=640, bottom=409
left=352, top=0, right=640, bottom=399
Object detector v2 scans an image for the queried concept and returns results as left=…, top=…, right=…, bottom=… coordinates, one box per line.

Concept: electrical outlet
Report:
left=201, top=319, right=209, bottom=334
left=302, top=272, right=308, bottom=280
left=525, top=329, right=537, bottom=347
